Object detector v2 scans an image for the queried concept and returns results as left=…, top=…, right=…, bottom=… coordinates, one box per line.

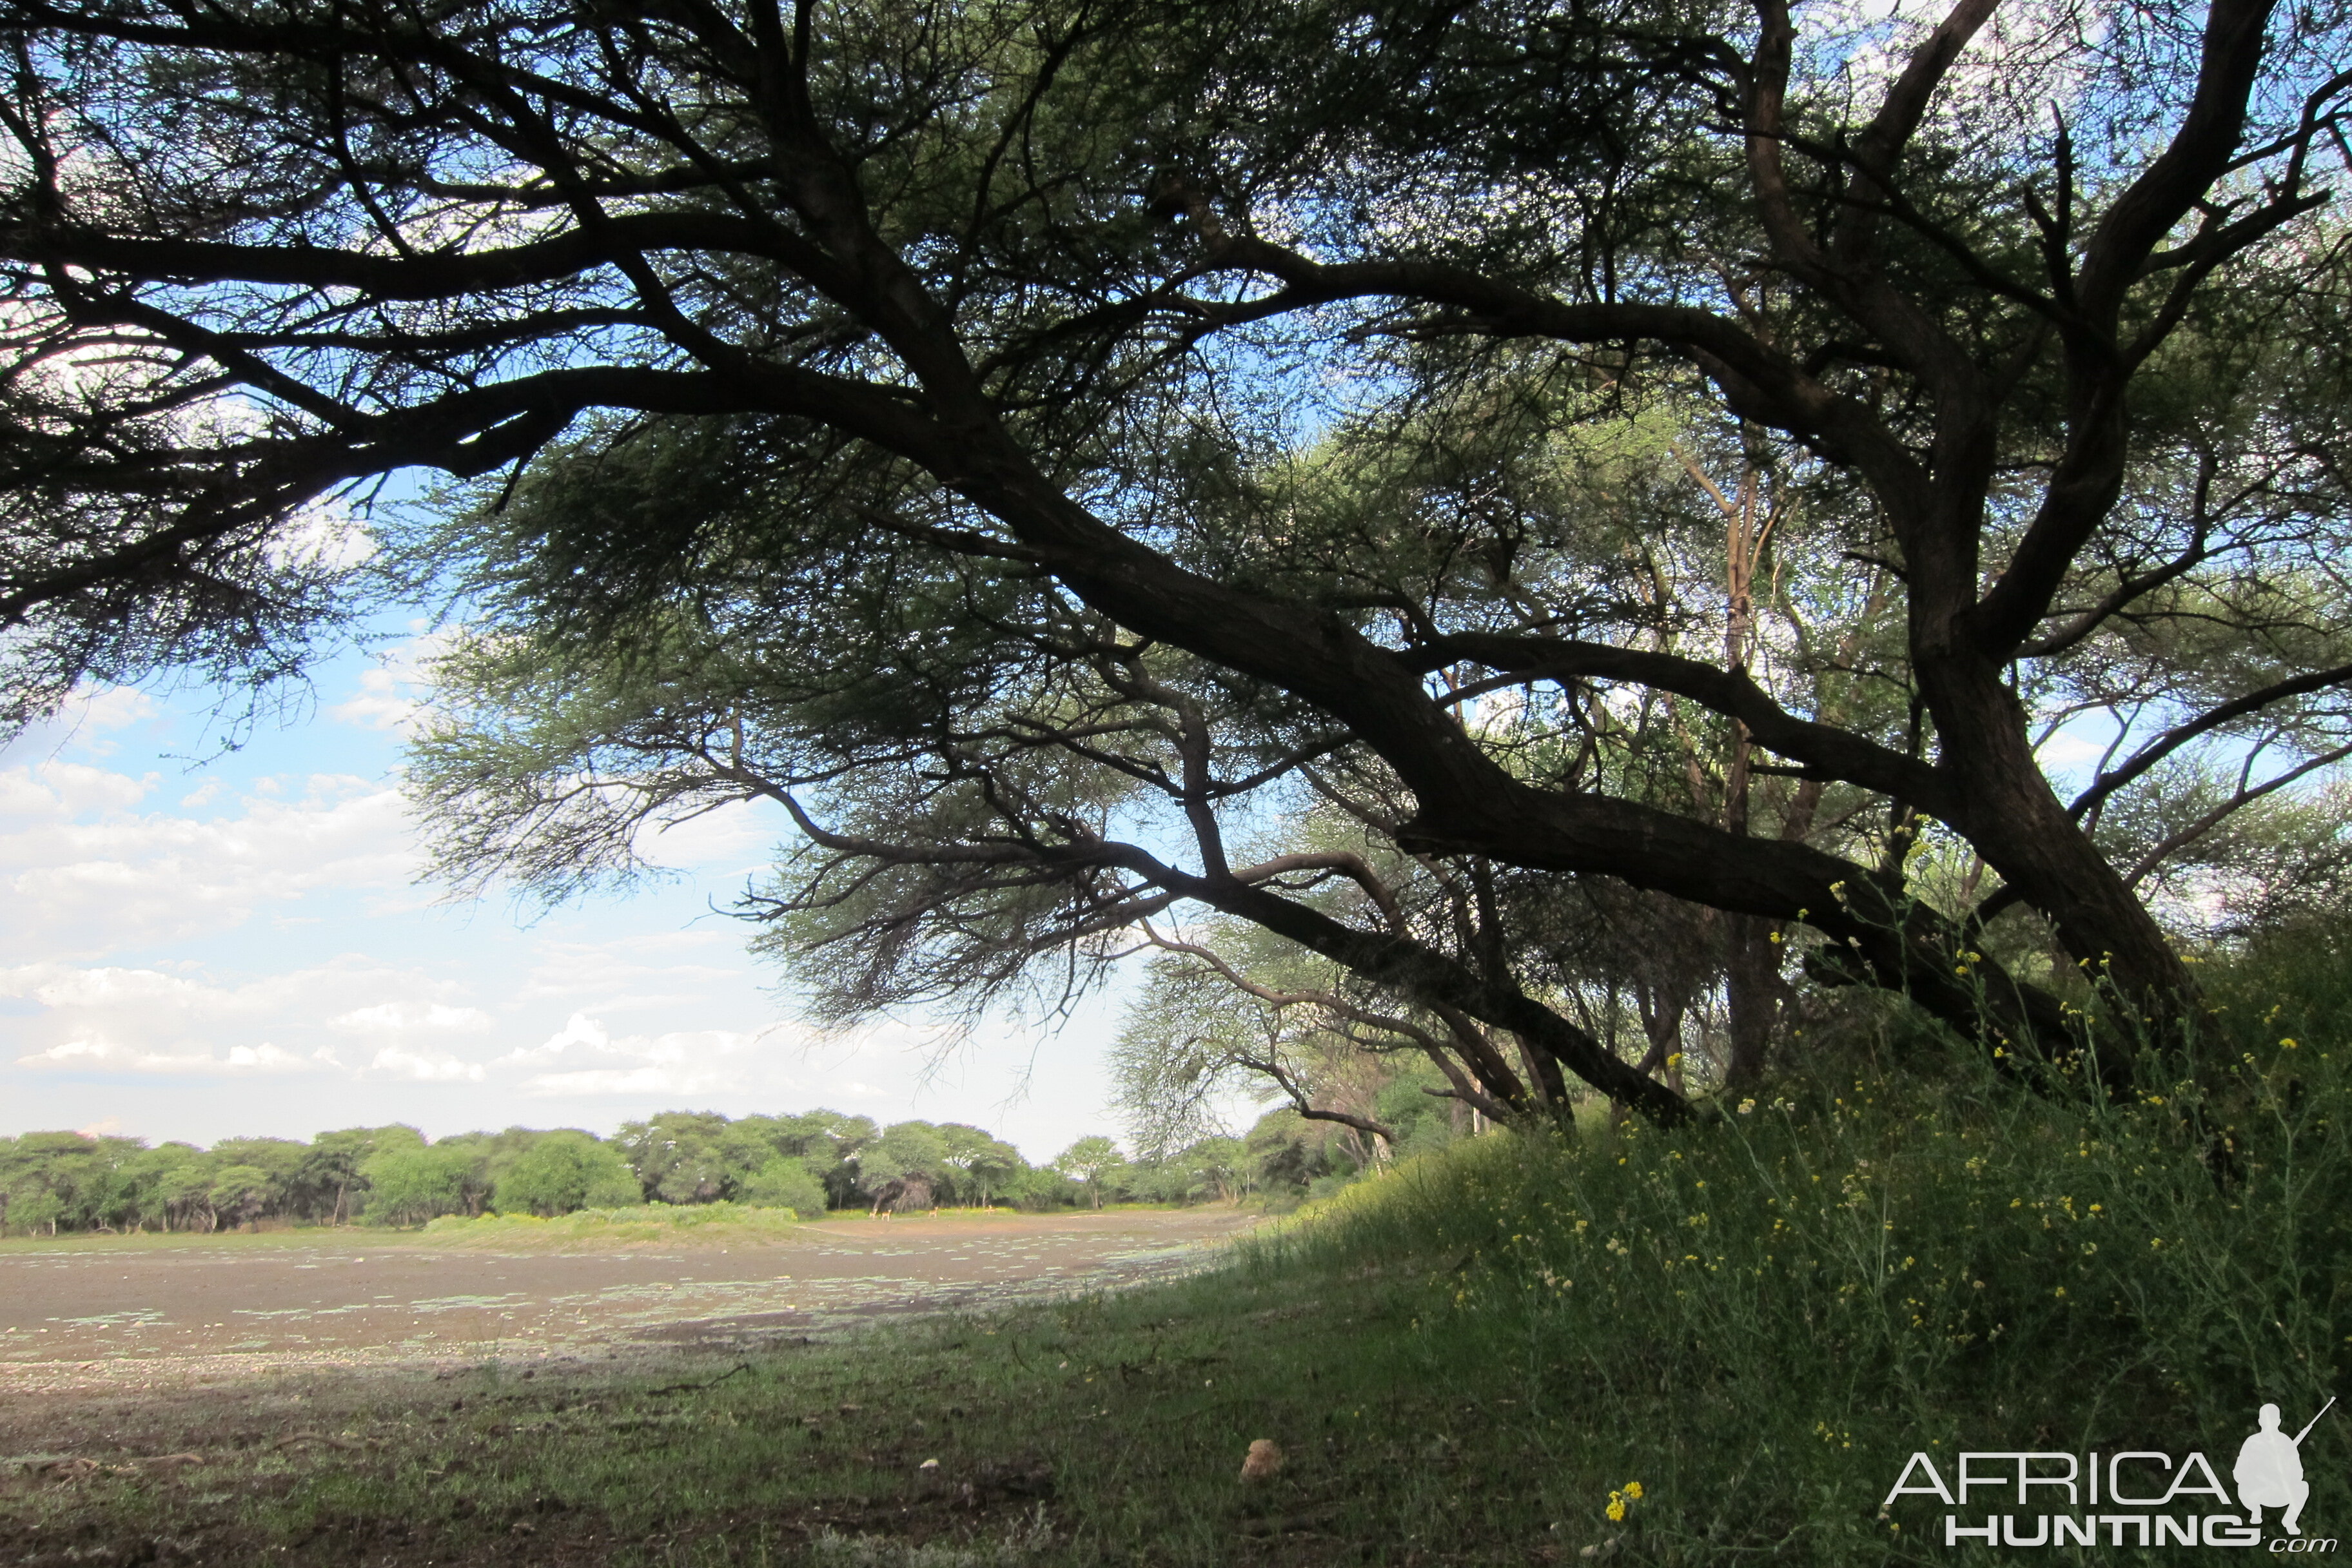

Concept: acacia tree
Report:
left=5, top=0, right=2349, bottom=1106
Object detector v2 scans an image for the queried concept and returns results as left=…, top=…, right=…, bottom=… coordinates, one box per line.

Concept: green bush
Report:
left=360, top=1144, right=483, bottom=1226
left=492, top=1130, right=640, bottom=1215
left=739, top=1155, right=828, bottom=1217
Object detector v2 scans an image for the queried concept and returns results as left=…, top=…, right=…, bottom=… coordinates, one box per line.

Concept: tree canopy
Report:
left=4, top=0, right=2347, bottom=1119
left=0, top=1108, right=1258, bottom=1233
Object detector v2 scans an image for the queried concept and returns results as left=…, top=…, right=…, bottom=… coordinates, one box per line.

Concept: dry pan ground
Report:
left=4, top=1210, right=1386, bottom=1568
left=0, top=1210, right=1250, bottom=1395
left=0, top=1197, right=1596, bottom=1568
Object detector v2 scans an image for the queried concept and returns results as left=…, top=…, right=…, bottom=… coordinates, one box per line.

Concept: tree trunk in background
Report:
left=1723, top=914, right=1786, bottom=1089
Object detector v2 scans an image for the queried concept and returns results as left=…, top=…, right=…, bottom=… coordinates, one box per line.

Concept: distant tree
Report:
left=297, top=1126, right=423, bottom=1226
left=110, top=1144, right=177, bottom=1231
left=614, top=1112, right=736, bottom=1204
left=156, top=1153, right=223, bottom=1233
left=716, top=1111, right=872, bottom=1197
left=208, top=1137, right=305, bottom=1222
left=1, top=1132, right=104, bottom=1233
left=1244, top=1112, right=1355, bottom=1198
left=1375, top=1068, right=1464, bottom=1161
left=859, top=1122, right=951, bottom=1197
left=207, top=1164, right=278, bottom=1230
left=1052, top=1137, right=1127, bottom=1210
left=739, top=1156, right=829, bottom=1217
left=1003, top=1166, right=1084, bottom=1212
left=7, top=1184, right=63, bottom=1237
left=492, top=1131, right=640, bottom=1216
left=1113, top=934, right=1416, bottom=1166
left=1175, top=1138, right=1248, bottom=1205
left=360, top=1144, right=481, bottom=1226
left=0, top=1110, right=1033, bottom=1231
left=937, top=1124, right=1028, bottom=1210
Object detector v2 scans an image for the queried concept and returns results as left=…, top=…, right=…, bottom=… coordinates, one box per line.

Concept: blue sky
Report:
left=0, top=626, right=1132, bottom=1164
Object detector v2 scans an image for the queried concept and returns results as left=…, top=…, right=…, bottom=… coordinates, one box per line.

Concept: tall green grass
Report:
left=1242, top=938, right=2352, bottom=1560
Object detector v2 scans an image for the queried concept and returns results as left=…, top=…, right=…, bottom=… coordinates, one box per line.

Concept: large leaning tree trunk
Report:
left=3, top=0, right=2347, bottom=1099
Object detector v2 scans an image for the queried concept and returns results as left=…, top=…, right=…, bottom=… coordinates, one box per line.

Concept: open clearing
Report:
left=0, top=1209, right=1256, bottom=1395
left=0, top=1204, right=1514, bottom=1568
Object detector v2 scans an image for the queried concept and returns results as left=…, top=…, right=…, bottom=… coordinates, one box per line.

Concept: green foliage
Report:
left=612, top=1110, right=737, bottom=1204
left=0, top=1107, right=1190, bottom=1235
left=1001, top=1165, right=1085, bottom=1211
left=1245, top=1054, right=2350, bottom=1555
left=738, top=1156, right=828, bottom=1218
left=491, top=1130, right=641, bottom=1217
left=359, top=1145, right=487, bottom=1228
left=859, top=1122, right=951, bottom=1187
left=1049, top=1136, right=1124, bottom=1209
left=204, top=1164, right=280, bottom=1229
left=1241, top=1110, right=1358, bottom=1198
left=936, top=1124, right=1027, bottom=1208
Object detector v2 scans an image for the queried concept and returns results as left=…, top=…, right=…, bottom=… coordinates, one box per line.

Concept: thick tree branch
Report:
left=1424, top=631, right=1954, bottom=816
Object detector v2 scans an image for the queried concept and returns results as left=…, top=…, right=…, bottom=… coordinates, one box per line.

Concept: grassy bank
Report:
left=8, top=945, right=2347, bottom=1563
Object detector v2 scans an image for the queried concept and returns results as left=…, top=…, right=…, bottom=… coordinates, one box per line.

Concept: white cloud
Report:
left=327, top=665, right=421, bottom=732
left=368, top=1045, right=487, bottom=1083
left=524, top=1066, right=700, bottom=1096
left=0, top=767, right=413, bottom=959
left=265, top=502, right=375, bottom=578
left=331, top=1001, right=493, bottom=1034
left=631, top=795, right=781, bottom=876
left=0, top=680, right=1121, bottom=1155
left=325, top=631, right=447, bottom=734
left=499, top=1009, right=612, bottom=1066
left=514, top=932, right=750, bottom=1014
left=0, top=958, right=491, bottom=1084
left=16, top=1034, right=320, bottom=1075
left=2035, top=712, right=2126, bottom=791
left=32, top=687, right=163, bottom=758
left=507, top=1010, right=781, bottom=1097
left=0, top=761, right=153, bottom=819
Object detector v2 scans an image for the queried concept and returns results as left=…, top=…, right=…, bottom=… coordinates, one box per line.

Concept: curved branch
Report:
left=2122, top=741, right=2352, bottom=888
left=2067, top=663, right=2352, bottom=821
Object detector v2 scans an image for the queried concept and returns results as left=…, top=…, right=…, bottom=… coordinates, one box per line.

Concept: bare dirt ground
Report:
left=0, top=1211, right=1324, bottom=1567
left=0, top=1209, right=1258, bottom=1402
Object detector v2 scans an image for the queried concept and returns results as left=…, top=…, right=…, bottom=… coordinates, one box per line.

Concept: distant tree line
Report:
left=0, top=1106, right=1387, bottom=1235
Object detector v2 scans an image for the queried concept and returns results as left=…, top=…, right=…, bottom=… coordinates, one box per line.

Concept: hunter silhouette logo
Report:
left=1882, top=1396, right=2339, bottom=1550
left=2239, top=1398, right=2334, bottom=1538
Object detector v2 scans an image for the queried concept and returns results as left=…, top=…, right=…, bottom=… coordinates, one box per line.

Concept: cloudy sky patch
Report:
left=0, top=635, right=1125, bottom=1160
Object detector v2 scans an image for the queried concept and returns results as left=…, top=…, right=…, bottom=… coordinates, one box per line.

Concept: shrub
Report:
left=492, top=1130, right=640, bottom=1216
left=740, top=1155, right=828, bottom=1217
left=360, top=1144, right=483, bottom=1226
